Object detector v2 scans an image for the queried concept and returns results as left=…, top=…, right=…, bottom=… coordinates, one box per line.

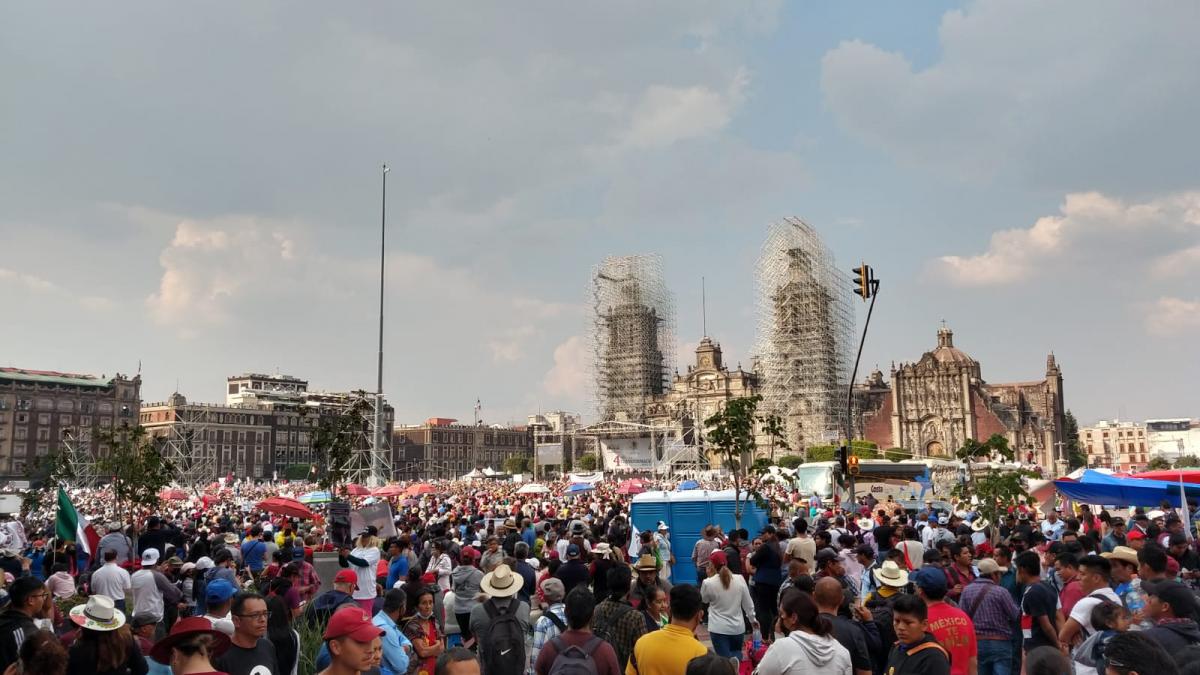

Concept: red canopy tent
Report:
left=345, top=484, right=371, bottom=496
left=373, top=485, right=406, bottom=498
left=159, top=488, right=187, bottom=501
left=406, top=483, right=437, bottom=496
left=1134, top=469, right=1200, bottom=484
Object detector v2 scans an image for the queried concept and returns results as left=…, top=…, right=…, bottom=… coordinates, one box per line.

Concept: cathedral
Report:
left=643, top=337, right=759, bottom=447
left=854, top=325, right=1067, bottom=472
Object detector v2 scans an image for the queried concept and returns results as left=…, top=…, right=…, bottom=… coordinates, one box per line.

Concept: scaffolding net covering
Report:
left=590, top=255, right=676, bottom=423
left=753, top=217, right=854, bottom=453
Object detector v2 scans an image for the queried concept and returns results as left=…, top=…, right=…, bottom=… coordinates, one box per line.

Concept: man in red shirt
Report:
left=912, top=567, right=978, bottom=675
left=1055, top=553, right=1084, bottom=618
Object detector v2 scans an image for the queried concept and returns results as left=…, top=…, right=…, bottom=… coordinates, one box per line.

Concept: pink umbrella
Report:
left=345, top=484, right=371, bottom=496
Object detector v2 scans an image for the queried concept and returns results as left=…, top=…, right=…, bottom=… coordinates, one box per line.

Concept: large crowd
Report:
left=0, top=476, right=1198, bottom=675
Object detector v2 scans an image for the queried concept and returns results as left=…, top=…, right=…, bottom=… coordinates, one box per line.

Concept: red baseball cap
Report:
left=420, top=572, right=437, bottom=585
left=1128, top=529, right=1146, bottom=541
left=709, top=550, right=728, bottom=566
left=334, top=569, right=359, bottom=589
left=323, top=606, right=385, bottom=642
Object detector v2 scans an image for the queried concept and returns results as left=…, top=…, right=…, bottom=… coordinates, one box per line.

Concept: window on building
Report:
left=13, top=444, right=25, bottom=457
left=99, top=417, right=111, bottom=428
left=99, top=403, right=113, bottom=414
left=36, top=399, right=52, bottom=411
left=15, top=413, right=27, bottom=424
left=14, top=428, right=27, bottom=441
left=56, top=399, right=73, bottom=412
left=80, top=415, right=90, bottom=426
left=13, top=461, right=25, bottom=475
left=59, top=414, right=71, bottom=426
left=35, top=444, right=48, bottom=456
left=37, top=414, right=50, bottom=425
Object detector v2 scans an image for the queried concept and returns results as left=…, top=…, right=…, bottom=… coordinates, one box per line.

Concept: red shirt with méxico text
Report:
left=926, top=601, right=977, bottom=675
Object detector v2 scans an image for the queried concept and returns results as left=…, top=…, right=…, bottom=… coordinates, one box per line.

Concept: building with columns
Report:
left=856, top=325, right=1067, bottom=472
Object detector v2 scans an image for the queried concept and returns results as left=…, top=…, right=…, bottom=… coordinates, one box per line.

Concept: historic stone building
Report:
left=644, top=336, right=760, bottom=448
left=855, top=325, right=1067, bottom=471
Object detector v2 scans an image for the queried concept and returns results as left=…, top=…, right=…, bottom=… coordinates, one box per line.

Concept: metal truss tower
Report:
left=61, top=428, right=99, bottom=488
left=590, top=255, right=676, bottom=423
left=157, top=399, right=220, bottom=489
left=753, top=217, right=855, bottom=453
left=338, top=393, right=392, bottom=486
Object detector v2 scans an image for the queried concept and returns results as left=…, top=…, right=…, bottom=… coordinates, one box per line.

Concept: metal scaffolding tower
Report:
left=753, top=217, right=855, bottom=453
left=61, top=427, right=99, bottom=488
left=590, top=255, right=676, bottom=422
left=156, top=399, right=220, bottom=489
left=338, top=393, right=392, bottom=486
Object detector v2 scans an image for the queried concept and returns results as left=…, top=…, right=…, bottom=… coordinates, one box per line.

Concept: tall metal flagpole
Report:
left=373, top=164, right=389, bottom=486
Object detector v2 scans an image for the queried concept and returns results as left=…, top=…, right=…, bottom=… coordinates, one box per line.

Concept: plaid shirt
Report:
left=959, top=577, right=1019, bottom=638
left=593, top=598, right=647, bottom=671
left=528, top=604, right=566, bottom=675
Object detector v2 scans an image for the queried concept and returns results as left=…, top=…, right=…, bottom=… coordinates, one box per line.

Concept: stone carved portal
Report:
left=926, top=440, right=944, bottom=456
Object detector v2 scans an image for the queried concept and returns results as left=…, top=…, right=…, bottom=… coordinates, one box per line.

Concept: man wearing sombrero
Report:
left=468, top=563, right=530, bottom=675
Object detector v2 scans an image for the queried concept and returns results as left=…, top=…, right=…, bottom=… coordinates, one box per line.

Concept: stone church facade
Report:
left=854, top=326, right=1067, bottom=472
left=644, top=336, right=759, bottom=448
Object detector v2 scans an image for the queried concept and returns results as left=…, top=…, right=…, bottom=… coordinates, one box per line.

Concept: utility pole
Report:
left=845, top=263, right=880, bottom=507
left=372, top=164, right=389, bottom=487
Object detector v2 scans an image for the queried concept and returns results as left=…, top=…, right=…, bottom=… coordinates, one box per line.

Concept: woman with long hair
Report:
left=756, top=589, right=852, bottom=675
left=401, top=588, right=444, bottom=675
left=700, top=550, right=755, bottom=661
left=65, top=595, right=148, bottom=675
left=265, top=594, right=300, bottom=675
left=149, top=616, right=231, bottom=675
left=11, top=630, right=68, bottom=675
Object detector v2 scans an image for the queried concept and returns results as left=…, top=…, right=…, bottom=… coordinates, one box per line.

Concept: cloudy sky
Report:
left=3, top=1, right=1197, bottom=427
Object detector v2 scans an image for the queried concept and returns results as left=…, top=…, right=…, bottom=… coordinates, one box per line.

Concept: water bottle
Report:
left=752, top=626, right=762, bottom=651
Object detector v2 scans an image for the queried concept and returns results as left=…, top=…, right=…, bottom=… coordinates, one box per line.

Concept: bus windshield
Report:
left=792, top=465, right=833, bottom=499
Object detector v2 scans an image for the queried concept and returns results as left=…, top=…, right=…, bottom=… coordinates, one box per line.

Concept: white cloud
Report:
left=936, top=191, right=1200, bottom=286
left=0, top=266, right=113, bottom=312
left=614, top=69, right=750, bottom=151
left=486, top=326, right=537, bottom=364
left=146, top=217, right=299, bottom=330
left=1147, top=297, right=1200, bottom=336
left=543, top=335, right=590, bottom=399
left=820, top=1, right=1200, bottom=189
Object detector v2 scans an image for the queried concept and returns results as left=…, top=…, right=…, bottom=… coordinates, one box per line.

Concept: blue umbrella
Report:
left=676, top=480, right=700, bottom=491
left=566, top=483, right=594, bottom=494
left=298, top=490, right=331, bottom=504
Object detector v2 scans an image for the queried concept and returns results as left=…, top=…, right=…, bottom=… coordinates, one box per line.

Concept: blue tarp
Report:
left=566, top=483, right=594, bottom=494
left=676, top=480, right=700, bottom=491
left=1054, top=470, right=1200, bottom=507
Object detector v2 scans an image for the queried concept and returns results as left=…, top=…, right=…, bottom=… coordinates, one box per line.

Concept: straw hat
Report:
left=592, top=542, right=613, bottom=557
left=857, top=518, right=874, bottom=531
left=69, top=595, right=126, bottom=632
left=971, top=518, right=990, bottom=532
left=634, top=554, right=658, bottom=572
left=1101, top=546, right=1139, bottom=566
left=480, top=564, right=524, bottom=598
left=872, top=560, right=910, bottom=588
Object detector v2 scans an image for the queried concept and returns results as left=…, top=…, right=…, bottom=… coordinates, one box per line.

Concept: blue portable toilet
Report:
left=630, top=489, right=770, bottom=585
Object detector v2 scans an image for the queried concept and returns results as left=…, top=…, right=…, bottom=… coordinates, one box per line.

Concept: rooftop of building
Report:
left=0, top=367, right=120, bottom=388
left=226, top=373, right=307, bottom=383
left=929, top=326, right=978, bottom=366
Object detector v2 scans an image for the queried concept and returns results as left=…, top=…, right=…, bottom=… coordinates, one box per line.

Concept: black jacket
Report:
left=0, top=609, right=39, bottom=674
left=1146, top=620, right=1200, bottom=655
left=886, top=633, right=950, bottom=675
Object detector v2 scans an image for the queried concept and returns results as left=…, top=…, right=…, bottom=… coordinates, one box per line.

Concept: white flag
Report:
left=629, top=523, right=641, bottom=559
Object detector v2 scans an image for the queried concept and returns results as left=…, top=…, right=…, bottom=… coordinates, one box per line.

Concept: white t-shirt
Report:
left=91, top=563, right=132, bottom=601
left=1069, top=587, right=1121, bottom=644
left=204, top=612, right=236, bottom=636
left=351, top=546, right=381, bottom=600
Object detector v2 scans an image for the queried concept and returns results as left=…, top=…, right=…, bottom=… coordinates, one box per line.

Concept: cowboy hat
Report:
left=592, top=542, right=613, bottom=557
left=634, top=554, right=658, bottom=572
left=481, top=564, right=524, bottom=598
left=971, top=518, right=990, bottom=532
left=223, top=532, right=239, bottom=545
left=69, top=595, right=127, bottom=632
left=872, top=560, right=910, bottom=588
left=150, top=616, right=232, bottom=663
left=1101, top=546, right=1139, bottom=566
left=857, top=518, right=874, bottom=531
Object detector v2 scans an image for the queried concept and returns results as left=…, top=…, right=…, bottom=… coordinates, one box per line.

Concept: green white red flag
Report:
left=55, top=488, right=99, bottom=556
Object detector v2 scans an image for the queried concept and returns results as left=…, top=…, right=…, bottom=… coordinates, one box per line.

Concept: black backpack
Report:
left=548, top=636, right=601, bottom=675
left=593, top=602, right=633, bottom=645
left=482, top=597, right=526, bottom=675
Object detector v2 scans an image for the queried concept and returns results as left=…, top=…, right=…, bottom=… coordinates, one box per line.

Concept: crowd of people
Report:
left=0, top=476, right=1199, bottom=675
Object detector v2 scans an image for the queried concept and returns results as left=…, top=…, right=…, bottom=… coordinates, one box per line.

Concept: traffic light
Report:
left=852, top=263, right=873, bottom=300
left=837, top=444, right=848, bottom=475
left=848, top=454, right=860, bottom=475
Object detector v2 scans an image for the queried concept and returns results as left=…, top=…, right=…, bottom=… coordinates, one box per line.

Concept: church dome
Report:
left=931, top=326, right=976, bottom=365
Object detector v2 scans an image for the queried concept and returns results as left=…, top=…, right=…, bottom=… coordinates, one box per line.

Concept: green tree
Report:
left=952, top=434, right=1031, bottom=542
left=503, top=456, right=531, bottom=475
left=776, top=455, right=804, bottom=469
left=576, top=454, right=598, bottom=471
left=96, top=426, right=174, bottom=539
left=705, top=395, right=786, bottom=529
left=1176, top=456, right=1200, bottom=468
left=1062, top=410, right=1086, bottom=469
left=310, top=394, right=374, bottom=495
left=761, top=412, right=788, bottom=463
left=884, top=448, right=908, bottom=462
left=1146, top=456, right=1172, bottom=470
left=807, top=446, right=837, bottom=462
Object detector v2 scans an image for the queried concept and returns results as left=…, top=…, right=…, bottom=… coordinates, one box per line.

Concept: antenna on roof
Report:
left=701, top=276, right=707, bottom=338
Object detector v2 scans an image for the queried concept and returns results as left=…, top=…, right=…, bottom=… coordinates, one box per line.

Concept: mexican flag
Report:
left=55, top=488, right=99, bottom=557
